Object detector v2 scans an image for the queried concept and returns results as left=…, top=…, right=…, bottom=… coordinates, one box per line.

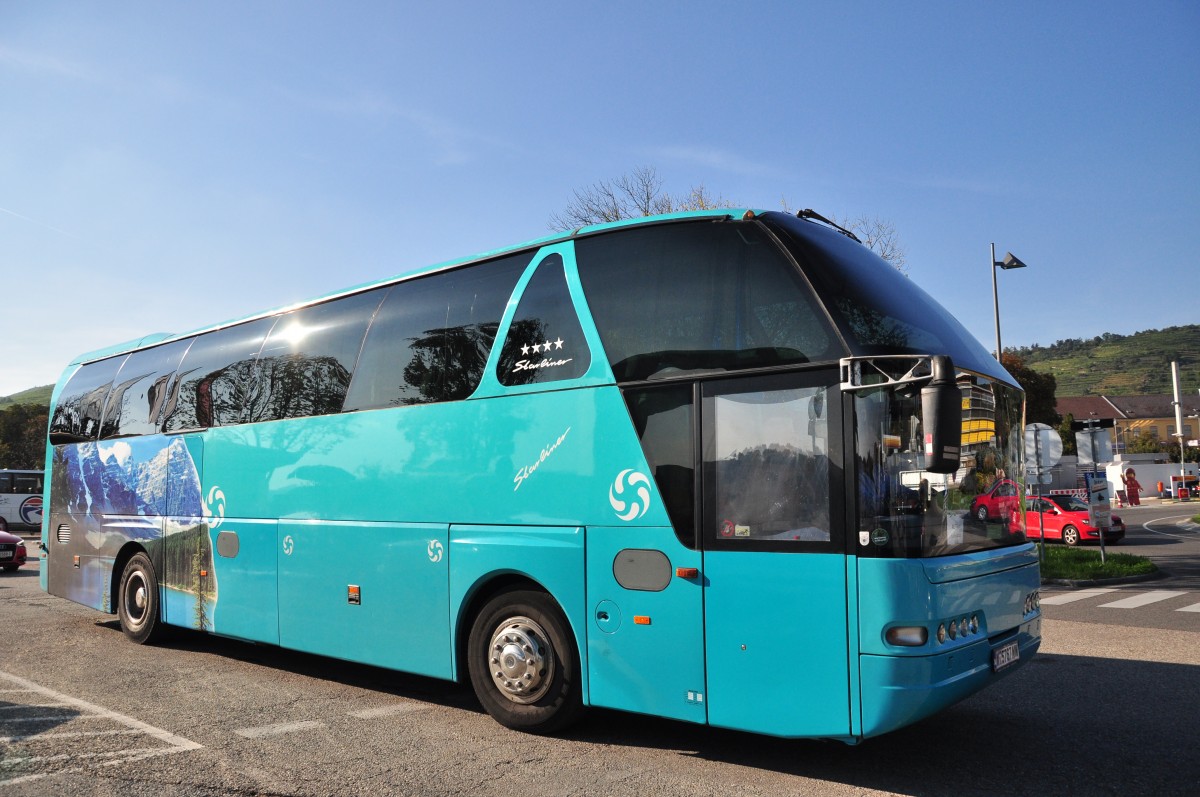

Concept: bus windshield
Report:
left=761, top=212, right=1010, bottom=385
left=855, top=374, right=1027, bottom=557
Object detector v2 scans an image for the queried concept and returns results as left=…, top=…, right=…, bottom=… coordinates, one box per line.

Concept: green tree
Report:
left=1001, top=354, right=1060, bottom=427
left=1127, top=432, right=1165, bottom=454
left=0, top=404, right=49, bottom=469
left=1057, top=412, right=1077, bottom=456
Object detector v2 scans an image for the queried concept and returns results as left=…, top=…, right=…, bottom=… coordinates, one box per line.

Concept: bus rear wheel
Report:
left=117, top=552, right=164, bottom=644
left=467, top=590, right=582, bottom=734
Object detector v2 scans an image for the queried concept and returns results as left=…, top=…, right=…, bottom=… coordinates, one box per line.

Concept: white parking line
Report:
left=234, top=720, right=325, bottom=739
left=348, top=703, right=427, bottom=719
left=1099, top=591, right=1188, bottom=609
left=1175, top=602, right=1200, bottom=613
left=1039, top=588, right=1117, bottom=605
left=0, top=669, right=201, bottom=786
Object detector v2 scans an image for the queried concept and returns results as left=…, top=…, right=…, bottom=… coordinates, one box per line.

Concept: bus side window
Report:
left=497, top=254, right=591, bottom=387
left=249, top=289, right=385, bottom=422
left=100, top=338, right=193, bottom=438
left=344, top=252, right=529, bottom=411
left=49, top=355, right=129, bottom=443
left=623, top=384, right=696, bottom=548
left=161, top=318, right=274, bottom=432
left=0, top=474, right=11, bottom=493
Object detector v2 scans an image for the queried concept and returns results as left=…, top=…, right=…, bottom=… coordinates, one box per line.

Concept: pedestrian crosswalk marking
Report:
left=1041, top=589, right=1200, bottom=612
left=1039, top=589, right=1117, bottom=605
left=1099, top=591, right=1188, bottom=609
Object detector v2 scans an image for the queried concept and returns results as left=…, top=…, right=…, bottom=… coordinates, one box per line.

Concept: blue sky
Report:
left=2, top=1, right=1197, bottom=396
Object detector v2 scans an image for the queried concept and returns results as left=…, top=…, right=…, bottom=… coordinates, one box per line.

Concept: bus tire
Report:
left=467, top=590, right=583, bottom=734
left=1061, top=525, right=1079, bottom=546
left=117, top=552, right=164, bottom=644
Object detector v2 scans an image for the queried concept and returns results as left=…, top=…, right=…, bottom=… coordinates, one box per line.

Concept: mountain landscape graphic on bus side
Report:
left=52, top=437, right=201, bottom=519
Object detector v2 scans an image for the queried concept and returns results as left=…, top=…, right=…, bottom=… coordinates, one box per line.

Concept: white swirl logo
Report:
left=609, top=469, right=651, bottom=522
left=427, top=540, right=444, bottom=563
left=204, top=486, right=226, bottom=530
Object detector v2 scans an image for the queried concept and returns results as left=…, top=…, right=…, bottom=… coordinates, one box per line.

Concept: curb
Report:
left=1042, top=569, right=1167, bottom=589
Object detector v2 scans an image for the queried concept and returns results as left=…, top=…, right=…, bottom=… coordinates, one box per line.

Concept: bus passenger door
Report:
left=700, top=373, right=851, bottom=738
left=585, top=526, right=706, bottom=724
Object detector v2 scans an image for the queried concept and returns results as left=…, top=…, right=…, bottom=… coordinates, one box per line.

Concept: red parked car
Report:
left=0, top=529, right=27, bottom=572
left=1017, top=494, right=1125, bottom=546
left=969, top=478, right=1021, bottom=522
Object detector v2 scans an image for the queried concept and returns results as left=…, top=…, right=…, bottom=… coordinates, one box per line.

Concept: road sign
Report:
left=1076, top=430, right=1113, bottom=466
left=1024, top=423, right=1062, bottom=472
left=1070, top=418, right=1114, bottom=431
left=1086, top=472, right=1111, bottom=530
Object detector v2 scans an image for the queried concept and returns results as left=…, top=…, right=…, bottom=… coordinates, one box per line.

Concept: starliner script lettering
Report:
left=512, top=357, right=573, bottom=373
left=514, top=426, right=571, bottom=491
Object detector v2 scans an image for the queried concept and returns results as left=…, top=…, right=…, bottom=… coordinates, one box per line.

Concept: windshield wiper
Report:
left=795, top=209, right=862, bottom=243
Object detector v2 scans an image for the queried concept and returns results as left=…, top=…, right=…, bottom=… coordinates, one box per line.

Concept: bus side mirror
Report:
left=921, top=355, right=961, bottom=474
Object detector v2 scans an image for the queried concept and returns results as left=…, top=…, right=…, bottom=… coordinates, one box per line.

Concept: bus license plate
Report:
left=992, top=639, right=1020, bottom=672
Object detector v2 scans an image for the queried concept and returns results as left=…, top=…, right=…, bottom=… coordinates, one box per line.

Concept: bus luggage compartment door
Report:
left=585, top=526, right=706, bottom=724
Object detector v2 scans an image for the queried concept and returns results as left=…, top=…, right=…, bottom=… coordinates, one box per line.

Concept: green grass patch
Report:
left=1039, top=544, right=1157, bottom=581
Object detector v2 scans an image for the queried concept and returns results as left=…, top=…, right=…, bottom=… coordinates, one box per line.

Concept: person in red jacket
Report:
left=1122, top=468, right=1142, bottom=506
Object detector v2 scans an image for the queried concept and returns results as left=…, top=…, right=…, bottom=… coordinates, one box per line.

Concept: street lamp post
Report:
left=990, top=243, right=1028, bottom=361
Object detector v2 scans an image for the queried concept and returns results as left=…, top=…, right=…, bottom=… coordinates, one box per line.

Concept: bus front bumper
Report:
left=858, top=616, right=1041, bottom=739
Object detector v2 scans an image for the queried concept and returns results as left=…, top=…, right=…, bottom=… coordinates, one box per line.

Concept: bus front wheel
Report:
left=117, top=552, right=164, bottom=644
left=467, top=590, right=583, bottom=734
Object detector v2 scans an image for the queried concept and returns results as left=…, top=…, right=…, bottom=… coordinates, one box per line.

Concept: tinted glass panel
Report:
left=497, top=254, right=590, bottom=386
left=760, top=211, right=1010, bottom=385
left=162, top=318, right=274, bottom=431
left=344, top=253, right=529, bottom=410
left=249, top=290, right=384, bottom=422
left=99, top=339, right=193, bottom=438
left=49, top=355, right=128, bottom=442
left=624, top=384, right=695, bottom=548
left=576, top=220, right=839, bottom=382
left=703, top=374, right=836, bottom=550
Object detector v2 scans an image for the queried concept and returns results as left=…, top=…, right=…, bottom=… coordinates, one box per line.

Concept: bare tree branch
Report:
left=549, top=167, right=736, bottom=230
left=553, top=169, right=906, bottom=273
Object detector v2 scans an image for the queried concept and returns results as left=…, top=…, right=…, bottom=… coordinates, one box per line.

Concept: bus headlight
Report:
left=885, top=626, right=929, bottom=646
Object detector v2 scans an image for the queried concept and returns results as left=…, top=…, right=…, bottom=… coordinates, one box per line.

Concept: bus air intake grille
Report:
left=56, top=524, right=71, bottom=544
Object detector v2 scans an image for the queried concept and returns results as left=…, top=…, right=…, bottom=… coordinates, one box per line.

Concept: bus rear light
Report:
left=885, top=626, right=928, bottom=646
left=936, top=624, right=946, bottom=644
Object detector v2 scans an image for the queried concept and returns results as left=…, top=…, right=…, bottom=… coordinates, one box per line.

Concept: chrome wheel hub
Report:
left=488, top=617, right=554, bottom=704
left=126, top=574, right=147, bottom=622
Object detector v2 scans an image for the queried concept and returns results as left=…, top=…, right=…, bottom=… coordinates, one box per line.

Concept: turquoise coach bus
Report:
left=42, top=209, right=1040, bottom=741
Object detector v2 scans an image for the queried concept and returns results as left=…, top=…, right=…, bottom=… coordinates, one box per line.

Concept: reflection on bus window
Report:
left=707, top=385, right=831, bottom=543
